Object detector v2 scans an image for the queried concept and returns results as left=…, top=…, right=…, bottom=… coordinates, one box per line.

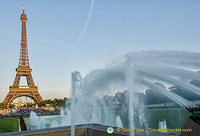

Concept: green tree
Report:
left=0, top=103, right=4, bottom=109
left=9, top=104, right=15, bottom=109
left=38, top=97, right=68, bottom=107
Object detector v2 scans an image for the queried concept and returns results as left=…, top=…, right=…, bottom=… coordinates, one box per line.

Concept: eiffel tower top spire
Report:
left=18, top=5, right=29, bottom=67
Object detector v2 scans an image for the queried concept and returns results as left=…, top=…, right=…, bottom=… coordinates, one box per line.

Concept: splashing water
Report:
left=116, top=115, right=123, bottom=128
left=158, top=119, right=167, bottom=130
left=67, top=51, right=200, bottom=134
left=27, top=51, right=200, bottom=136
left=29, top=111, right=45, bottom=129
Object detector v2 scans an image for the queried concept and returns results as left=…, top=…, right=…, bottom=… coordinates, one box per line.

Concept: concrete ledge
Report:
left=181, top=118, right=200, bottom=136
left=0, top=123, right=171, bottom=136
left=23, top=118, right=29, bottom=131
left=17, top=119, right=21, bottom=132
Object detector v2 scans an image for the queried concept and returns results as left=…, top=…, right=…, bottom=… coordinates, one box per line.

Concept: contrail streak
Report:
left=66, top=0, right=95, bottom=73
left=73, top=0, right=95, bottom=51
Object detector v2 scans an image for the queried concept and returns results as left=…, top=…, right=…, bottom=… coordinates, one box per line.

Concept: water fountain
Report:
left=116, top=115, right=123, bottom=128
left=28, top=111, right=46, bottom=129
left=158, top=119, right=167, bottom=130
left=26, top=51, right=200, bottom=136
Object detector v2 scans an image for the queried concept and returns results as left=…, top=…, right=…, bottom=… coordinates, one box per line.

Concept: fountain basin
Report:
left=1, top=123, right=173, bottom=136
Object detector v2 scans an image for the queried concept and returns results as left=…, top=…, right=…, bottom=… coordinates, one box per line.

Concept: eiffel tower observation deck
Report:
left=3, top=6, right=43, bottom=108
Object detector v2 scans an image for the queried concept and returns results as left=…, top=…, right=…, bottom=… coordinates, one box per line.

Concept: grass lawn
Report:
left=0, top=118, right=18, bottom=133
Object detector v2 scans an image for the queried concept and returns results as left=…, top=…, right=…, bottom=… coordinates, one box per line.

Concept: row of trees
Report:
left=0, top=98, right=69, bottom=109
left=38, top=97, right=68, bottom=107
left=0, top=103, right=4, bottom=109
left=0, top=103, right=15, bottom=109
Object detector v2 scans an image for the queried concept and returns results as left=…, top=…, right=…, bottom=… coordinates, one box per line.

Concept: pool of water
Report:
left=25, top=108, right=191, bottom=131
left=145, top=108, right=191, bottom=129
left=25, top=115, right=70, bottom=130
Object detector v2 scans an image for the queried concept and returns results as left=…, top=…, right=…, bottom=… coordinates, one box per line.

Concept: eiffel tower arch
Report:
left=3, top=7, right=43, bottom=108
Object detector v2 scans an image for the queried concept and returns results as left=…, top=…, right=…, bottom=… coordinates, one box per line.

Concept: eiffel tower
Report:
left=3, top=7, right=43, bottom=108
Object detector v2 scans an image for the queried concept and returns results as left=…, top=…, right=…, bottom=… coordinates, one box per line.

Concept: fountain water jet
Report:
left=126, top=56, right=138, bottom=136
left=29, top=111, right=45, bottom=129
left=158, top=119, right=167, bottom=129
left=65, top=51, right=199, bottom=135
left=116, top=115, right=123, bottom=128
left=26, top=51, right=200, bottom=136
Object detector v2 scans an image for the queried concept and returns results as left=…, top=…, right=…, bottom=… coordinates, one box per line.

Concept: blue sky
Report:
left=0, top=0, right=200, bottom=101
